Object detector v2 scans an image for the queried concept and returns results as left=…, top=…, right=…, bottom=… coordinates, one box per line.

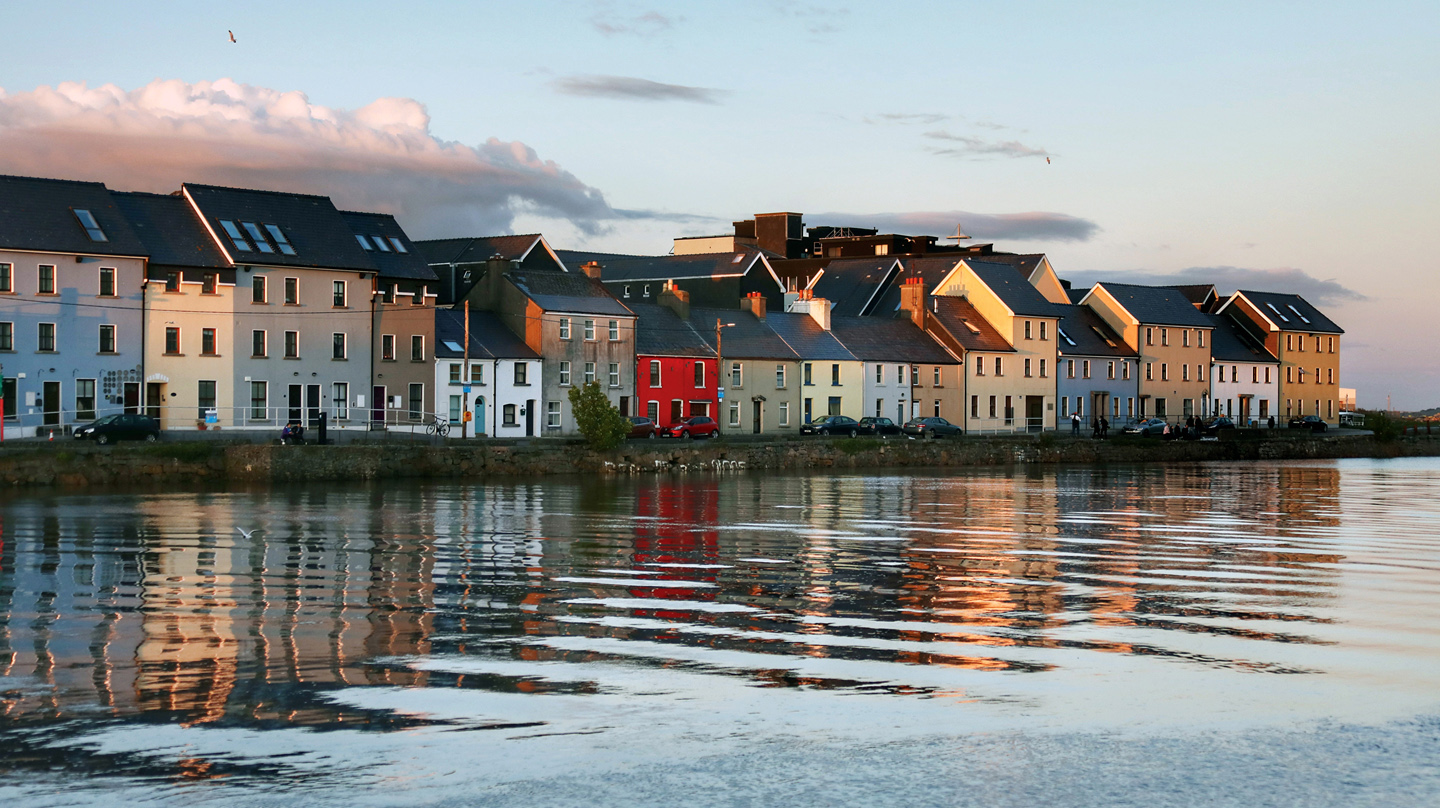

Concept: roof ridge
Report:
left=0, top=173, right=110, bottom=188
left=182, top=182, right=335, bottom=200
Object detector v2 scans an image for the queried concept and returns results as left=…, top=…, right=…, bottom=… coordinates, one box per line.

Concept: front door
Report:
left=752, top=400, right=762, bottom=433
left=372, top=386, right=385, bottom=425
left=306, top=384, right=322, bottom=427
left=1240, top=397, right=1251, bottom=425
left=1025, top=395, right=1044, bottom=432
left=1092, top=393, right=1108, bottom=427
left=670, top=400, right=683, bottom=424
left=42, top=381, right=60, bottom=427
left=145, top=382, right=164, bottom=422
left=524, top=399, right=535, bottom=436
left=123, top=382, right=140, bottom=415
left=287, top=384, right=302, bottom=424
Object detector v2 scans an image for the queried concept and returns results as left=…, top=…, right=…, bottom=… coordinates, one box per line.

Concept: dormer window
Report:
left=264, top=224, right=296, bottom=255
left=242, top=222, right=275, bottom=253
left=72, top=209, right=108, bottom=242
left=356, top=235, right=374, bottom=251
left=220, top=220, right=252, bottom=252
left=372, top=236, right=391, bottom=253
left=388, top=237, right=407, bottom=253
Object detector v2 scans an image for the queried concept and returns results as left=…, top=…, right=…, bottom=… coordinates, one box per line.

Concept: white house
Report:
left=433, top=309, right=543, bottom=437
left=1206, top=313, right=1279, bottom=426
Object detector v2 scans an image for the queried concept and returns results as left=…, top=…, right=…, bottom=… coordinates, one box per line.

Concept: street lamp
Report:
left=716, top=320, right=735, bottom=421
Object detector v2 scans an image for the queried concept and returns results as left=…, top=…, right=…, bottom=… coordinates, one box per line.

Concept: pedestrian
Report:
left=1100, top=416, right=1109, bottom=438
left=1268, top=415, right=1276, bottom=430
left=1071, top=412, right=1081, bottom=435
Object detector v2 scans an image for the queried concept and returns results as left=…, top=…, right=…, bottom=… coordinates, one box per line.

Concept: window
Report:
left=1146, top=362, right=1153, bottom=381
left=976, top=355, right=985, bottom=376
left=730, top=403, right=741, bottom=427
left=876, top=364, right=884, bottom=384
left=165, top=271, right=180, bottom=293
left=624, top=285, right=631, bottom=298
left=1108, top=361, right=1115, bottom=380
left=413, top=286, right=426, bottom=306
left=387, top=237, right=406, bottom=254
left=559, top=318, right=571, bottom=340
left=449, top=394, right=462, bottom=422
left=408, top=384, right=423, bottom=420
left=381, top=334, right=395, bottom=361
left=971, top=395, right=979, bottom=419
left=585, top=362, right=596, bottom=384
left=1161, top=363, right=1169, bottom=381
left=372, top=235, right=390, bottom=252
left=236, top=222, right=272, bottom=254
left=995, top=357, right=1003, bottom=376
left=647, top=400, right=659, bottom=422
left=1155, top=398, right=1168, bottom=418
left=333, top=383, right=349, bottom=419
left=1040, top=322, right=1048, bottom=341
left=220, top=220, right=251, bottom=252
left=449, top=363, right=462, bottom=384
left=1067, top=359, right=1075, bottom=379
left=1024, top=320, right=1033, bottom=340
left=1199, top=330, right=1206, bottom=348
left=1197, top=364, right=1204, bottom=382
left=504, top=404, right=518, bottom=426
left=0, top=263, right=10, bottom=292
left=285, top=331, right=299, bottom=359
left=164, top=326, right=180, bottom=355
left=1265, top=366, right=1272, bottom=384
left=1182, top=364, right=1190, bottom=382
left=1182, top=329, right=1190, bottom=348
left=1123, top=362, right=1131, bottom=380
left=831, top=364, right=841, bottom=385
left=732, top=362, right=743, bottom=388
left=1287, top=366, right=1294, bottom=383
left=779, top=401, right=790, bottom=427
left=332, top=332, right=347, bottom=360
left=1061, top=396, right=1069, bottom=418
left=252, top=275, right=267, bottom=303
left=99, top=324, right=116, bottom=354
left=471, top=363, right=484, bottom=384
left=547, top=401, right=561, bottom=428
left=378, top=284, right=393, bottom=305
left=933, top=400, right=941, bottom=418
left=559, top=361, right=571, bottom=385
left=355, top=234, right=374, bottom=251
left=643, top=284, right=651, bottom=298
left=200, top=273, right=217, bottom=295
left=804, top=363, right=813, bottom=385
left=694, top=362, right=705, bottom=388
left=75, top=379, right=96, bottom=421
left=1315, top=336, right=1322, bottom=353
left=515, top=363, right=529, bottom=385
left=198, top=380, right=216, bottom=419
left=250, top=381, right=268, bottom=420
left=776, top=364, right=787, bottom=388
left=989, top=395, right=997, bottom=418
left=1, top=322, right=15, bottom=351
left=609, top=363, right=620, bottom=387
left=411, top=335, right=424, bottom=361
left=1146, top=327, right=1154, bottom=346
left=933, top=366, right=941, bottom=386
left=202, top=328, right=217, bottom=356
left=609, top=320, right=619, bottom=341
left=1082, top=360, right=1091, bottom=379
left=38, top=265, right=56, bottom=295
left=1024, top=358, right=1032, bottom=377
left=333, top=280, right=347, bottom=307
left=1328, top=337, right=1335, bottom=354
left=73, top=209, right=108, bottom=242
left=1327, top=368, right=1333, bottom=384
left=1161, top=328, right=1169, bottom=347
left=284, top=277, right=299, bottom=305
left=583, top=320, right=596, bottom=341
left=99, top=267, right=116, bottom=297
left=828, top=396, right=841, bottom=416
left=874, top=398, right=883, bottom=417
left=1252, top=366, right=1258, bottom=384
left=1040, top=359, right=1048, bottom=378
left=898, top=365, right=906, bottom=384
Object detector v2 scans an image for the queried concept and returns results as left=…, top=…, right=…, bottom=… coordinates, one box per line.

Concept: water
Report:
left=3, top=458, right=1440, bottom=806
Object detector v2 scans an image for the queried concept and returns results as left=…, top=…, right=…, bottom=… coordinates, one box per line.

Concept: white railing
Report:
left=1, top=404, right=453, bottom=440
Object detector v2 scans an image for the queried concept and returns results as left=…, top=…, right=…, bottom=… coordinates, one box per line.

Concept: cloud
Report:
left=552, top=75, right=727, bottom=104
left=924, top=130, right=1051, bottom=160
left=0, top=78, right=707, bottom=239
left=1063, top=266, right=1366, bottom=306
left=809, top=210, right=1099, bottom=243
left=590, top=9, right=678, bottom=36
left=772, top=2, right=849, bottom=34
left=864, top=112, right=951, bottom=125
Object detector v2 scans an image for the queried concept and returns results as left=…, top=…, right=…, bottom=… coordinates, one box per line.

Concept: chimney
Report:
left=788, top=289, right=832, bottom=331
left=658, top=279, right=690, bottom=321
left=741, top=291, right=767, bottom=319
left=476, top=253, right=513, bottom=310
left=580, top=260, right=603, bottom=280
left=900, top=276, right=927, bottom=331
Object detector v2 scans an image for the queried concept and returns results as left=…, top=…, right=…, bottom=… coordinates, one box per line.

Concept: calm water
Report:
left=4, top=458, right=1440, bottom=806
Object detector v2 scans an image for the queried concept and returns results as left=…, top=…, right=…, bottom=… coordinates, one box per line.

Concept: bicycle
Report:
left=425, top=418, right=451, bottom=438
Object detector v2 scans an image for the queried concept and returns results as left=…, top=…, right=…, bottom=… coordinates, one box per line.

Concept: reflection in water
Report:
left=2, top=460, right=1440, bottom=803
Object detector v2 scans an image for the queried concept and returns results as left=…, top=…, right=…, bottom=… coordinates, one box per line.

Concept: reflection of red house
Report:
left=630, top=289, right=718, bottom=429
left=631, top=478, right=722, bottom=613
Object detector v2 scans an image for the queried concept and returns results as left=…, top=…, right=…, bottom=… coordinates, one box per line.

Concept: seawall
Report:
left=2, top=433, right=1437, bottom=489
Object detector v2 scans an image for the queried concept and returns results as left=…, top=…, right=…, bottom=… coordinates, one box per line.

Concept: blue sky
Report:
left=1, top=1, right=1436, bottom=406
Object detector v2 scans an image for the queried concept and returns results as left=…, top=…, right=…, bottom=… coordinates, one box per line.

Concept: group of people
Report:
left=1070, top=412, right=1112, bottom=438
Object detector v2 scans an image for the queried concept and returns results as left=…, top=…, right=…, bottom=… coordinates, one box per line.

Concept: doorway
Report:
left=288, top=384, right=302, bottom=424
left=1239, top=395, right=1252, bottom=425
left=145, top=382, right=164, bottom=421
left=1091, top=393, right=1109, bottom=428
left=123, top=382, right=139, bottom=415
left=524, top=399, right=535, bottom=436
left=43, top=381, right=60, bottom=427
left=372, top=386, right=385, bottom=425
left=1025, top=395, right=1044, bottom=432
left=476, top=395, right=486, bottom=434
left=306, top=384, right=321, bottom=427
left=752, top=400, right=762, bottom=433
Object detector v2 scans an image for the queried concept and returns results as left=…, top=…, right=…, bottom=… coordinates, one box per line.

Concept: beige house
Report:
left=690, top=298, right=802, bottom=435
left=1080, top=282, right=1213, bottom=422
left=1217, top=290, right=1343, bottom=423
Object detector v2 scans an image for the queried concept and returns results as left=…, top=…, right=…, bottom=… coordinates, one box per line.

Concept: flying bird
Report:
left=1046, top=156, right=1051, bottom=164
left=236, top=526, right=258, bottom=539
left=228, top=30, right=236, bottom=43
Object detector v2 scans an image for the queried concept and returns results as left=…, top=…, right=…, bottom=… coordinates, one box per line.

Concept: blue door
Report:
left=476, top=396, right=485, bottom=435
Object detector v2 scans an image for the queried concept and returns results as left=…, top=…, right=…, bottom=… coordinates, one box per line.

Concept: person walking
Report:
left=1071, top=412, right=1081, bottom=435
left=1099, top=415, right=1109, bottom=438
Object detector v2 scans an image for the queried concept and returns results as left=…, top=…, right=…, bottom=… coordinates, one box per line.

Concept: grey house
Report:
left=689, top=297, right=802, bottom=435
left=1054, top=302, right=1140, bottom=429
left=0, top=175, right=147, bottom=435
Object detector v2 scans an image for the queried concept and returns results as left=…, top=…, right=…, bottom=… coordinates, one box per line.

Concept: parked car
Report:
left=660, top=416, right=719, bottom=440
left=1203, top=417, right=1237, bottom=436
left=800, top=415, right=861, bottom=437
left=73, top=414, right=160, bottom=445
left=1122, top=418, right=1171, bottom=438
left=857, top=417, right=903, bottom=437
left=902, top=417, right=963, bottom=439
left=1289, top=415, right=1328, bottom=433
left=627, top=416, right=657, bottom=439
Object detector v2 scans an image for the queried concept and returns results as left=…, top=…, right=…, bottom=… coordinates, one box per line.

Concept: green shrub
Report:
left=567, top=382, right=630, bottom=451
left=1365, top=412, right=1405, bottom=443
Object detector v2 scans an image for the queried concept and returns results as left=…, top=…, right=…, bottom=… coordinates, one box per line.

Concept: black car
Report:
left=902, top=417, right=962, bottom=438
left=627, top=416, right=657, bottom=439
left=1203, top=417, right=1237, bottom=435
left=1289, top=415, right=1328, bottom=433
left=800, top=415, right=861, bottom=437
left=73, top=414, right=160, bottom=445
left=857, top=417, right=903, bottom=437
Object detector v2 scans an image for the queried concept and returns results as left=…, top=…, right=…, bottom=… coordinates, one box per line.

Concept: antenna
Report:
left=945, top=223, right=971, bottom=242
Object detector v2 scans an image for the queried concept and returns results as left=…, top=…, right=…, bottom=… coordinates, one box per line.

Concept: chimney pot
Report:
left=580, top=260, right=603, bottom=280
left=742, top=291, right=767, bottom=319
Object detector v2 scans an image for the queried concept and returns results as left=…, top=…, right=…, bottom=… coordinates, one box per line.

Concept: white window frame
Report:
left=547, top=401, right=561, bottom=428
left=584, top=319, right=596, bottom=341
left=559, top=317, right=571, bottom=340
left=559, top=361, right=571, bottom=386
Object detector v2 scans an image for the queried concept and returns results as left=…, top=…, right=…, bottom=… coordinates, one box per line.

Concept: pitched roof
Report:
left=434, top=308, right=539, bottom=359
left=506, top=269, right=633, bottom=317
left=109, top=191, right=228, bottom=268
left=929, top=296, right=1015, bottom=353
left=629, top=303, right=716, bottom=358
left=338, top=211, right=438, bottom=281
left=1230, top=290, right=1343, bottom=334
left=1055, top=304, right=1137, bottom=358
left=963, top=260, right=1066, bottom=317
left=0, top=174, right=147, bottom=257
left=1172, top=284, right=1217, bottom=307
left=808, top=257, right=901, bottom=316
left=1090, top=282, right=1214, bottom=328
left=182, top=183, right=377, bottom=271
left=416, top=234, right=550, bottom=267
left=764, top=312, right=857, bottom=361
left=689, top=307, right=797, bottom=360
left=580, top=248, right=769, bottom=283
left=553, top=248, right=650, bottom=267
left=870, top=255, right=963, bottom=314
left=413, top=237, right=475, bottom=265
left=955, top=251, right=1044, bottom=280
left=1206, top=312, right=1278, bottom=363
left=831, top=314, right=956, bottom=363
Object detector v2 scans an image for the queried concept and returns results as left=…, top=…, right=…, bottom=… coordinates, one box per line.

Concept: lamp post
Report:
left=716, top=319, right=735, bottom=424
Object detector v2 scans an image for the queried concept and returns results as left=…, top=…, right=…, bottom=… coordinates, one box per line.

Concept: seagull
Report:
left=1046, top=156, right=1051, bottom=164
left=228, top=30, right=237, bottom=43
left=236, top=526, right=258, bottom=539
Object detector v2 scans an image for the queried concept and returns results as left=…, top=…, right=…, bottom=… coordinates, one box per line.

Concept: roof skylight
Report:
left=388, top=237, right=408, bottom=253
left=72, top=209, right=108, bottom=242
left=264, top=224, right=296, bottom=256
left=1265, top=302, right=1290, bottom=322
left=1056, top=325, right=1077, bottom=346
left=1287, top=304, right=1311, bottom=324
left=1090, top=326, right=1118, bottom=348
left=355, top=234, right=374, bottom=251
left=372, top=235, right=391, bottom=253
left=241, top=221, right=275, bottom=254
left=443, top=340, right=464, bottom=352
left=219, top=219, right=252, bottom=252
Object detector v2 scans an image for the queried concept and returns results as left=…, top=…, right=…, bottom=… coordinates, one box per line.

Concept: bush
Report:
left=567, top=382, right=630, bottom=451
left=1364, top=412, right=1405, bottom=443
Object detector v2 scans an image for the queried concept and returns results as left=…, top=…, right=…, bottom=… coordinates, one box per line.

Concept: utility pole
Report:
left=716, top=319, right=734, bottom=425
left=462, top=299, right=470, bottom=439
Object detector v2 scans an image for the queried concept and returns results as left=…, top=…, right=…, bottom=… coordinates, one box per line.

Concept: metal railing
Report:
left=1, top=404, right=454, bottom=441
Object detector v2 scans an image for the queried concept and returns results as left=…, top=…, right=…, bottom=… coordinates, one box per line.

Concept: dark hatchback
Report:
left=627, top=416, right=657, bottom=439
left=902, top=417, right=962, bottom=438
left=800, top=415, right=861, bottom=436
left=857, top=417, right=904, bottom=437
left=1289, top=415, right=1328, bottom=432
left=73, top=414, right=160, bottom=445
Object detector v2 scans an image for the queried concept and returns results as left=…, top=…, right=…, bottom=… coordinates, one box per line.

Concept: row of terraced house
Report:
left=0, top=177, right=1343, bottom=438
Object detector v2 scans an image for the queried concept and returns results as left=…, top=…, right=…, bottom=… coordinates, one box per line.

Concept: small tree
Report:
left=568, top=381, right=630, bottom=450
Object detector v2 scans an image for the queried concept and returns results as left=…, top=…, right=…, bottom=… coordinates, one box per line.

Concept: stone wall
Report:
left=0, top=434, right=1436, bottom=489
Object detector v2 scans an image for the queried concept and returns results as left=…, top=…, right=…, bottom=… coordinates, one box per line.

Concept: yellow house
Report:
left=1080, top=282, right=1213, bottom=422
left=1216, top=290, right=1343, bottom=423
left=776, top=292, right=865, bottom=423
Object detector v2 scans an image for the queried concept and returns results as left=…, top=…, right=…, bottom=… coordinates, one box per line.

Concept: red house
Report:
left=630, top=285, right=717, bottom=429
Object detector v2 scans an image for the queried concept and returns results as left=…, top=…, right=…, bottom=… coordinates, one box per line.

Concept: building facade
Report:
left=1082, top=282, right=1214, bottom=423
left=1217, top=291, right=1343, bottom=423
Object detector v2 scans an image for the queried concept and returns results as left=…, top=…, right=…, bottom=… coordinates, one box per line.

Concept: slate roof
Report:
left=929, top=296, right=1015, bottom=353
left=831, top=315, right=956, bottom=363
left=629, top=303, right=716, bottom=358
left=808, top=258, right=901, bottom=316
left=339, top=211, right=438, bottom=281
left=579, top=249, right=766, bottom=283
left=1172, top=284, right=1217, bottom=308
left=1090, top=282, right=1214, bottom=328
left=1231, top=290, right=1343, bottom=334
left=870, top=255, right=963, bottom=314
left=110, top=191, right=228, bottom=268
left=764, top=312, right=857, bottom=361
left=964, top=260, right=1066, bottom=317
left=1055, top=304, right=1136, bottom=358
left=0, top=174, right=147, bottom=256
left=506, top=269, right=633, bottom=317
left=689, top=307, right=797, bottom=360
left=955, top=252, right=1045, bottom=280
left=182, top=184, right=377, bottom=271
left=417, top=234, right=551, bottom=267
left=1206, top=313, right=1278, bottom=363
left=1067, top=286, right=1089, bottom=304
left=553, top=249, right=649, bottom=268
left=434, top=308, right=539, bottom=359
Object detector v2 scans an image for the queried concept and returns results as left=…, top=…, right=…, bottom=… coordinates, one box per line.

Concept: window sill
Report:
left=284, top=303, right=301, bottom=307
left=411, top=359, right=426, bottom=363
left=381, top=358, right=396, bottom=363
left=252, top=301, right=269, bottom=305
left=37, top=292, right=58, bottom=297
left=514, top=383, right=531, bottom=387
left=283, top=356, right=301, bottom=360
left=332, top=358, right=348, bottom=361
left=96, top=295, right=119, bottom=299
left=97, top=351, right=118, bottom=356
left=201, top=353, right=221, bottom=358
left=333, top=306, right=349, bottom=310
left=251, top=355, right=267, bottom=360
left=162, top=352, right=183, bottom=357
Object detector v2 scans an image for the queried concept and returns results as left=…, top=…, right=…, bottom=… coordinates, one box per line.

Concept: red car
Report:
left=627, top=416, right=657, bottom=439
left=660, top=416, right=719, bottom=440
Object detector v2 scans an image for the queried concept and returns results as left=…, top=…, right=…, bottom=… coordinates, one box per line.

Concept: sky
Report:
left=0, top=1, right=1436, bottom=407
